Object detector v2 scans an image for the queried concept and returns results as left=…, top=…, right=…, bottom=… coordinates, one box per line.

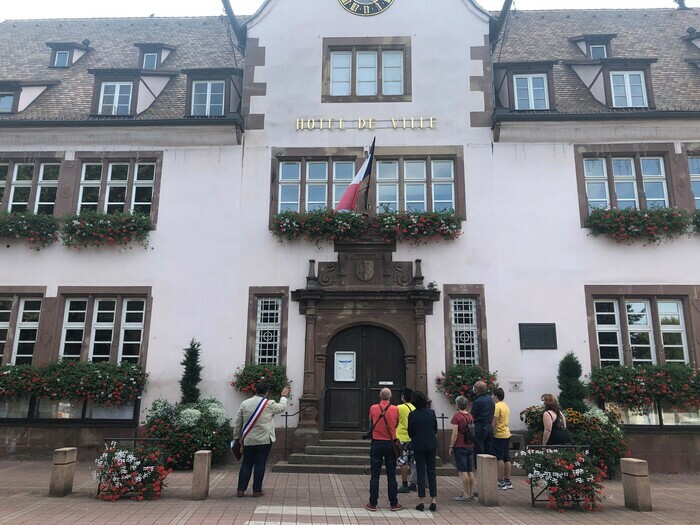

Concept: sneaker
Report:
left=390, top=503, right=405, bottom=511
left=454, top=495, right=470, bottom=501
left=397, top=485, right=410, bottom=493
left=467, top=495, right=476, bottom=501
left=472, top=491, right=478, bottom=497
left=498, top=481, right=507, bottom=490
left=364, top=503, right=377, bottom=512
left=409, top=483, right=417, bottom=492
left=504, top=481, right=514, bottom=490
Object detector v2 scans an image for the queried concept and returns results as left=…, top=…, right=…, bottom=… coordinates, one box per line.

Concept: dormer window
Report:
left=589, top=45, right=607, bottom=59
left=192, top=81, right=225, bottom=116
left=183, top=68, right=241, bottom=118
left=513, top=74, right=549, bottom=110
left=54, top=50, right=70, bottom=67
left=99, top=82, right=133, bottom=116
left=0, top=92, right=15, bottom=113
left=610, top=71, right=647, bottom=108
left=46, top=42, right=90, bottom=68
left=142, top=53, right=158, bottom=70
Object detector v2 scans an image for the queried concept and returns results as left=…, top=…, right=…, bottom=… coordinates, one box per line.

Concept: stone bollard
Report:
left=49, top=447, right=77, bottom=497
left=476, top=454, right=499, bottom=507
left=621, top=458, right=652, bottom=512
left=192, top=450, right=212, bottom=500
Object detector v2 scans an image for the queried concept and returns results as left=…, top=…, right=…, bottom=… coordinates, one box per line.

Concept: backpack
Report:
left=459, top=413, right=476, bottom=444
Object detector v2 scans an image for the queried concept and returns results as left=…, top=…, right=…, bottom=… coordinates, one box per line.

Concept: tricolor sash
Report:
left=240, top=396, right=269, bottom=443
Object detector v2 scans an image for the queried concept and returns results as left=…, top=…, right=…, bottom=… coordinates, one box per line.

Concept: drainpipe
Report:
left=491, top=0, right=514, bottom=48
left=221, top=0, right=247, bottom=49
left=675, top=0, right=688, bottom=9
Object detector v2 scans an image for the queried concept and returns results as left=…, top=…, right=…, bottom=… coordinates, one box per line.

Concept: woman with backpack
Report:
left=449, top=395, right=476, bottom=501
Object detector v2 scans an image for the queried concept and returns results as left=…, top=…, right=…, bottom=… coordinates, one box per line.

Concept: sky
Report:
left=1, top=0, right=699, bottom=22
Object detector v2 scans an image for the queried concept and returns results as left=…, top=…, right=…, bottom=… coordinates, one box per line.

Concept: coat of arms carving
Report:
left=355, top=259, right=375, bottom=282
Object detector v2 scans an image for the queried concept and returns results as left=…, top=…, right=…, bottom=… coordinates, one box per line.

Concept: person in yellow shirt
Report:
left=492, top=387, right=513, bottom=490
left=396, top=388, right=417, bottom=493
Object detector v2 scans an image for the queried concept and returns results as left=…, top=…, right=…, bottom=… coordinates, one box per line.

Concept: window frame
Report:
left=322, top=37, right=412, bottom=103
left=609, top=70, right=648, bottom=108
left=0, top=90, right=19, bottom=114
left=0, top=156, right=64, bottom=214
left=688, top=156, right=700, bottom=210
left=443, top=285, right=488, bottom=370
left=142, top=52, right=160, bottom=70
left=74, top=152, right=162, bottom=224
left=588, top=44, right=608, bottom=59
left=53, top=50, right=71, bottom=68
left=585, top=285, right=699, bottom=369
left=271, top=146, right=465, bottom=218
left=512, top=73, right=551, bottom=111
left=190, top=80, right=227, bottom=117
left=246, top=287, right=289, bottom=365
left=95, top=80, right=135, bottom=116
left=601, top=60, right=656, bottom=109
left=184, top=70, right=236, bottom=118
left=574, top=144, right=691, bottom=225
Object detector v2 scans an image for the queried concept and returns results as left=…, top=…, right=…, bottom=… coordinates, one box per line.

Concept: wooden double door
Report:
left=324, top=325, right=405, bottom=431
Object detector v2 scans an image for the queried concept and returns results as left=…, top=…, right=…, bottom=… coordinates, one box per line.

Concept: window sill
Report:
left=322, top=94, right=412, bottom=104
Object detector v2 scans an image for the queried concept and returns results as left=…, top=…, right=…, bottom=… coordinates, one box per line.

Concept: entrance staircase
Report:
left=272, top=436, right=455, bottom=475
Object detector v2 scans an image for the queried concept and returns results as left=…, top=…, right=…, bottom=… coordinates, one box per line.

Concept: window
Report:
left=78, top=159, right=157, bottom=215
left=98, top=82, right=133, bottom=115
left=589, top=45, right=607, bottom=59
left=8, top=163, right=34, bottom=212
left=58, top=295, right=147, bottom=363
left=0, top=163, right=7, bottom=204
left=610, top=71, right=647, bottom=108
left=581, top=153, right=668, bottom=213
left=689, top=157, right=700, bottom=209
left=142, top=53, right=158, bottom=70
left=587, top=286, right=695, bottom=368
left=12, top=299, right=42, bottom=365
left=323, top=37, right=411, bottom=102
left=255, top=298, right=282, bottom=365
left=0, top=92, right=15, bottom=113
left=54, top=50, right=70, bottom=67
left=273, top=147, right=463, bottom=216
left=246, top=287, right=288, bottom=365
left=191, top=81, right=225, bottom=116
left=0, top=160, right=62, bottom=214
left=513, top=74, right=549, bottom=110
left=35, top=163, right=60, bottom=214
left=443, top=285, right=488, bottom=369
left=0, top=297, right=11, bottom=353
left=450, top=298, right=480, bottom=365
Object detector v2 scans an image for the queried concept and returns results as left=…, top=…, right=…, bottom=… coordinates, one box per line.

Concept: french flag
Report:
left=336, top=138, right=376, bottom=212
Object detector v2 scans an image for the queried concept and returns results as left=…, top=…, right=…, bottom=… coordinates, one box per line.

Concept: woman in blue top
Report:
left=408, top=391, right=438, bottom=512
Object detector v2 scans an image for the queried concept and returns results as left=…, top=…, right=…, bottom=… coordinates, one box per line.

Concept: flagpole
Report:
left=363, top=137, right=376, bottom=211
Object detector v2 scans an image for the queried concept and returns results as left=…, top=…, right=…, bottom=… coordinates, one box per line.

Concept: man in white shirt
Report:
left=233, top=382, right=290, bottom=497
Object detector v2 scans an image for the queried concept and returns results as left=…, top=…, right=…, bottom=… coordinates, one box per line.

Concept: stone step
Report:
left=288, top=453, right=445, bottom=467
left=318, top=439, right=370, bottom=448
left=272, top=461, right=457, bottom=476
left=305, top=446, right=370, bottom=456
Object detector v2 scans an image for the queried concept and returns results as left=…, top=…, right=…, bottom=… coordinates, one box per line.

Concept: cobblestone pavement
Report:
left=0, top=460, right=698, bottom=525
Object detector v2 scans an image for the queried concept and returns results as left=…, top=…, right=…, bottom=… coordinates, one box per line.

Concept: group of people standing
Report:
left=228, top=380, right=571, bottom=510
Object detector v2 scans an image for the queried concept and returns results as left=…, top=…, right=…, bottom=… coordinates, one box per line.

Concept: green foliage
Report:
left=586, top=207, right=692, bottom=244
left=519, top=405, right=628, bottom=477
left=180, top=339, right=203, bottom=405
left=587, top=364, right=700, bottom=411
left=231, top=363, right=290, bottom=400
left=0, top=361, right=146, bottom=406
left=694, top=210, right=700, bottom=232
left=271, top=209, right=365, bottom=243
left=437, top=365, right=497, bottom=403
left=142, top=398, right=231, bottom=470
left=60, top=211, right=152, bottom=249
left=270, top=208, right=463, bottom=245
left=374, top=209, right=463, bottom=244
left=0, top=211, right=59, bottom=249
left=515, top=447, right=605, bottom=511
left=557, top=352, right=587, bottom=413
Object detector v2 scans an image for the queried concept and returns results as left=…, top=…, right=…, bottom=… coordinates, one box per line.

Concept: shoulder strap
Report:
left=369, top=404, right=389, bottom=431
left=380, top=405, right=393, bottom=437
left=241, top=397, right=269, bottom=441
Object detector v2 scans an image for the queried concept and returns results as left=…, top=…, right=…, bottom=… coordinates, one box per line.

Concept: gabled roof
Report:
left=0, top=16, right=244, bottom=122
left=495, top=8, right=700, bottom=114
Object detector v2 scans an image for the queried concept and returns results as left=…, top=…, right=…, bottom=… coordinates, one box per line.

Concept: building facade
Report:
left=1, top=0, right=699, bottom=471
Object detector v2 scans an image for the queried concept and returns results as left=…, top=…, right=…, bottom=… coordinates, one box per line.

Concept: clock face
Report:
left=338, top=0, right=394, bottom=17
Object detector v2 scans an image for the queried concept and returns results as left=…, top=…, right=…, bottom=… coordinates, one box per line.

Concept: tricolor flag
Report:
left=336, top=138, right=376, bottom=212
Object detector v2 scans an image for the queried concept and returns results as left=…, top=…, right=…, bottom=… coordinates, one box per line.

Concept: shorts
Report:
left=396, top=441, right=414, bottom=467
left=492, top=437, right=511, bottom=462
left=454, top=447, right=474, bottom=473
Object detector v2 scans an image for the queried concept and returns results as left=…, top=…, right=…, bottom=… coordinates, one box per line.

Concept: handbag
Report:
left=379, top=405, right=403, bottom=458
left=230, top=439, right=243, bottom=460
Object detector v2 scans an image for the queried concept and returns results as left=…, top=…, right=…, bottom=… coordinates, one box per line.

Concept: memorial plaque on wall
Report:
left=519, top=323, right=557, bottom=350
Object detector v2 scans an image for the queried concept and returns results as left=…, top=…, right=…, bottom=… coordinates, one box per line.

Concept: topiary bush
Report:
left=557, top=352, right=587, bottom=413
left=142, top=397, right=231, bottom=470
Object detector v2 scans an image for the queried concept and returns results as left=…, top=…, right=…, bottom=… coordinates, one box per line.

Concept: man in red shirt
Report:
left=365, top=388, right=404, bottom=512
